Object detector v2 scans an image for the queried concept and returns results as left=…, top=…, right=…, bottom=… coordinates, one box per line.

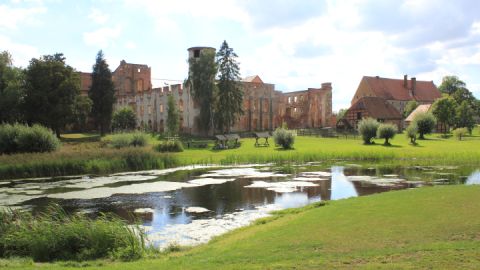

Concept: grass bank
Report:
left=6, top=185, right=480, bottom=269
left=1, top=132, right=479, bottom=180
left=176, top=133, right=480, bottom=166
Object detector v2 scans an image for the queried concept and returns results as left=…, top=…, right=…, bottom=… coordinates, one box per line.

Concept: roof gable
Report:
left=405, top=104, right=432, bottom=122
left=349, top=96, right=402, bottom=119
left=242, top=75, right=263, bottom=83
left=361, top=76, right=441, bottom=102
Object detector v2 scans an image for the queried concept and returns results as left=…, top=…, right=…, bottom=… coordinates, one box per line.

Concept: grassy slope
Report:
left=14, top=185, right=480, bottom=269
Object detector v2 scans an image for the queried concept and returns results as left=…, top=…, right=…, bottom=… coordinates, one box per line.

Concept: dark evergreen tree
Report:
left=72, top=95, right=92, bottom=132
left=215, top=40, right=243, bottom=133
left=187, top=49, right=217, bottom=135
left=89, top=50, right=115, bottom=136
left=166, top=95, right=180, bottom=136
left=24, top=53, right=79, bottom=137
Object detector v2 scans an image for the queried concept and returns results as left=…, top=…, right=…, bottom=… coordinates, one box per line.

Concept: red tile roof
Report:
left=349, top=96, right=402, bottom=119
left=363, top=76, right=441, bottom=102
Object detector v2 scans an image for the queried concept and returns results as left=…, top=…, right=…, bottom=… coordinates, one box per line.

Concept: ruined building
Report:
left=80, top=46, right=333, bottom=134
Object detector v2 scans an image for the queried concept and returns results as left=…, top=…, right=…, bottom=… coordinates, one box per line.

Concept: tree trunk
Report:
left=55, top=128, right=61, bottom=139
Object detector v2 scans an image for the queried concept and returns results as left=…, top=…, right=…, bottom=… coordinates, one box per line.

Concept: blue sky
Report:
left=1, top=0, right=480, bottom=111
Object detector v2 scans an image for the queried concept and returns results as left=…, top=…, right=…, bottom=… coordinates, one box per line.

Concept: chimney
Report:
left=411, top=77, right=416, bottom=95
left=403, top=74, right=408, bottom=88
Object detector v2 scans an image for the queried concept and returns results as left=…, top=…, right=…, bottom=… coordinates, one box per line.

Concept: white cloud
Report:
left=0, top=34, right=39, bottom=67
left=83, top=25, right=122, bottom=48
left=88, top=8, right=109, bottom=25
left=0, top=3, right=46, bottom=29
left=124, top=41, right=136, bottom=49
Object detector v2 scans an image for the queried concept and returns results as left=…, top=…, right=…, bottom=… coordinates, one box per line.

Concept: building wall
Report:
left=112, top=60, right=152, bottom=97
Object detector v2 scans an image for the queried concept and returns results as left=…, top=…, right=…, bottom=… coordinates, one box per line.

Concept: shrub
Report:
left=377, top=123, right=397, bottom=145
left=0, top=123, right=20, bottom=154
left=16, top=124, right=60, bottom=153
left=453, top=127, right=468, bottom=141
left=405, top=124, right=418, bottom=144
left=273, top=127, right=296, bottom=149
left=131, top=132, right=148, bottom=147
left=0, top=205, right=146, bottom=262
left=154, top=140, right=184, bottom=152
left=111, top=107, right=137, bottom=132
left=105, top=132, right=149, bottom=149
left=358, top=118, right=379, bottom=144
left=0, top=123, right=59, bottom=154
left=412, top=112, right=436, bottom=139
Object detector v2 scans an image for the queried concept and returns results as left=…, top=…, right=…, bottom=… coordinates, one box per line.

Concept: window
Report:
left=148, top=105, right=152, bottom=115
left=160, top=104, right=164, bottom=113
left=137, top=68, right=141, bottom=73
left=288, top=97, right=292, bottom=104
left=294, top=96, right=298, bottom=103
left=357, top=112, right=362, bottom=119
left=194, top=49, right=200, bottom=58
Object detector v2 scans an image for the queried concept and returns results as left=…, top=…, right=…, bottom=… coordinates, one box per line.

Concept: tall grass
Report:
left=103, top=132, right=149, bottom=149
left=0, top=147, right=179, bottom=180
left=0, top=204, right=146, bottom=262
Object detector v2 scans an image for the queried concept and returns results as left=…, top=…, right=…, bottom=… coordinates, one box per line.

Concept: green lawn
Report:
left=176, top=132, right=480, bottom=166
left=8, top=185, right=480, bottom=269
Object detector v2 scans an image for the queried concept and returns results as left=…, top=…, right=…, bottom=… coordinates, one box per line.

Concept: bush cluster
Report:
left=358, top=118, right=379, bottom=144
left=0, top=123, right=60, bottom=154
left=273, top=128, right=296, bottom=149
left=453, top=127, right=468, bottom=140
left=103, top=132, right=148, bottom=149
left=0, top=205, right=146, bottom=262
left=154, top=140, right=184, bottom=152
left=405, top=124, right=418, bottom=144
left=377, top=123, right=397, bottom=145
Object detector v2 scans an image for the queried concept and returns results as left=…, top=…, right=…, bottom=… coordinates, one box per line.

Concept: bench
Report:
left=225, top=134, right=241, bottom=148
left=214, top=135, right=228, bottom=149
left=254, top=132, right=270, bottom=147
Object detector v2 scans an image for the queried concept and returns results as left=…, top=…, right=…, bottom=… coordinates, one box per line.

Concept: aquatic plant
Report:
left=0, top=204, right=146, bottom=262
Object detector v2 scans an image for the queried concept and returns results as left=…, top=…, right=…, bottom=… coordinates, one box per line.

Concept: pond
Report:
left=0, top=163, right=479, bottom=249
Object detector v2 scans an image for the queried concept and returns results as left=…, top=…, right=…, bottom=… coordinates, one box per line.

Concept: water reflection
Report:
left=330, top=166, right=357, bottom=200
left=466, top=170, right=480, bottom=185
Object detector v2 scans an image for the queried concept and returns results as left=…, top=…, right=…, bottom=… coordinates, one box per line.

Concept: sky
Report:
left=1, top=0, right=480, bottom=111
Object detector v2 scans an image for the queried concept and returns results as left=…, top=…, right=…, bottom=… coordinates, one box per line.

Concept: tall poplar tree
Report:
left=215, top=40, right=243, bottom=133
left=89, top=50, right=115, bottom=136
left=166, top=95, right=180, bottom=136
left=187, top=49, right=217, bottom=135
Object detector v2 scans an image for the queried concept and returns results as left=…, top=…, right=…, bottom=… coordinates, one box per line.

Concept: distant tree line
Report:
left=0, top=50, right=115, bottom=137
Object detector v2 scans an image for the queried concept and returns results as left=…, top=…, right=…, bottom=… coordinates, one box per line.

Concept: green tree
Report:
left=377, top=123, right=397, bottom=145
left=403, top=100, right=419, bottom=118
left=358, top=118, right=379, bottom=144
left=24, top=53, right=79, bottom=137
left=215, top=40, right=243, bottom=133
left=72, top=95, right=92, bottom=132
left=455, top=100, right=475, bottom=133
left=187, top=49, right=217, bottom=135
left=337, top=108, right=347, bottom=120
left=412, top=112, right=436, bottom=139
left=111, top=107, right=136, bottom=131
left=438, top=75, right=466, bottom=95
left=89, top=50, right=115, bottom=136
left=405, top=123, right=418, bottom=145
left=432, top=96, right=456, bottom=135
left=0, top=51, right=25, bottom=123
left=166, top=95, right=180, bottom=136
